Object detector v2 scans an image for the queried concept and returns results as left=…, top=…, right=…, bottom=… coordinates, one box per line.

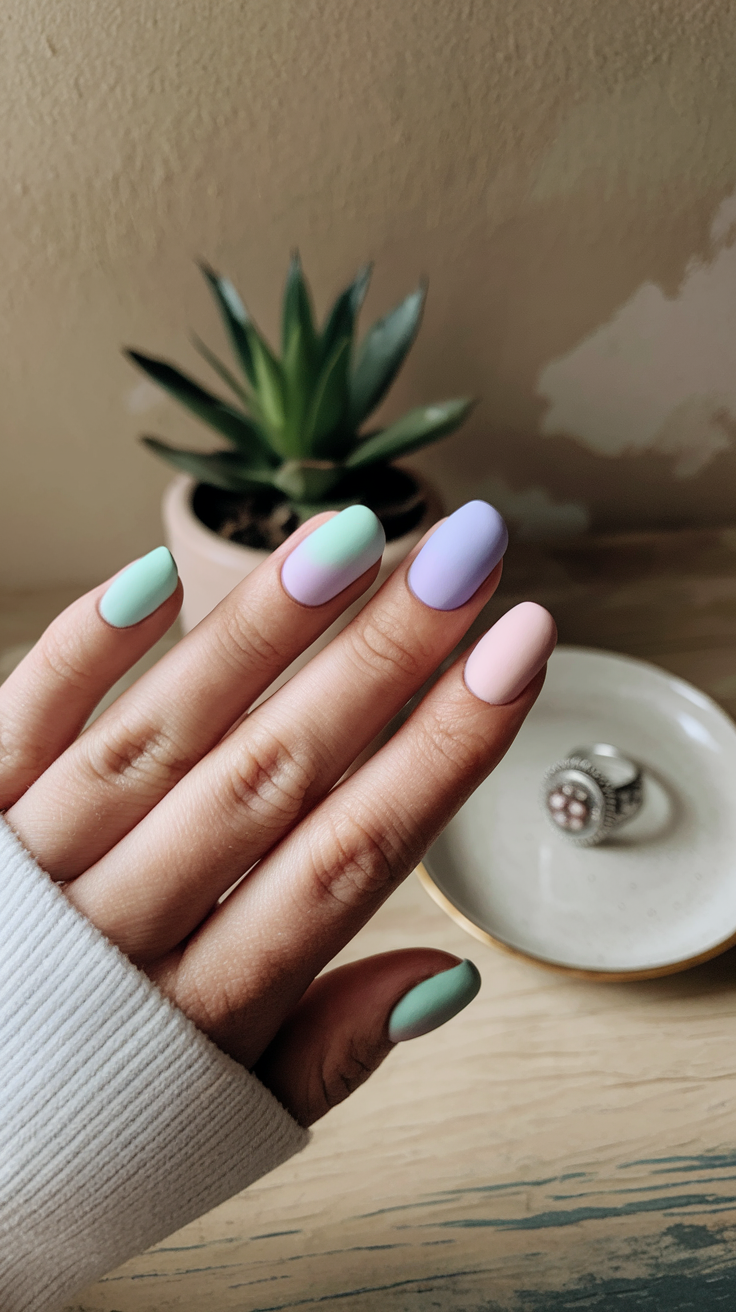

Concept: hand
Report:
left=0, top=503, right=555, bottom=1126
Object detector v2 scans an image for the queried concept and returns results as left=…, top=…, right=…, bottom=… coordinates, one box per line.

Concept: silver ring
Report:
left=542, top=744, right=644, bottom=847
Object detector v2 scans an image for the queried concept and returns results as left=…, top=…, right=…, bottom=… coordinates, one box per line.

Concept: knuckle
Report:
left=220, top=731, right=315, bottom=832
left=308, top=809, right=415, bottom=911
left=81, top=718, right=191, bottom=794
left=323, top=1034, right=384, bottom=1109
left=37, top=625, right=90, bottom=695
left=217, top=607, right=286, bottom=676
left=349, top=611, right=423, bottom=683
left=418, top=703, right=489, bottom=775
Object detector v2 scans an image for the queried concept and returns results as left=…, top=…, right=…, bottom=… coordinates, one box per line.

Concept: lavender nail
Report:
left=407, top=501, right=508, bottom=611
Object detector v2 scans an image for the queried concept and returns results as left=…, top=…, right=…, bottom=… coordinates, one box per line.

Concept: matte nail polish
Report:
left=388, top=959, right=481, bottom=1042
left=464, top=601, right=557, bottom=705
left=281, top=505, right=385, bottom=607
left=408, top=500, right=508, bottom=610
left=99, top=547, right=178, bottom=628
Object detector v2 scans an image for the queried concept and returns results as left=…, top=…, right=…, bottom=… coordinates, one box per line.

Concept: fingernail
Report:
left=281, top=505, right=385, bottom=607
left=99, top=547, right=178, bottom=628
left=464, top=601, right=557, bottom=705
left=388, top=959, right=481, bottom=1043
left=407, top=500, right=508, bottom=610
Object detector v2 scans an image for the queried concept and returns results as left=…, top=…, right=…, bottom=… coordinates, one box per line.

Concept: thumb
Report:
left=253, top=949, right=481, bottom=1127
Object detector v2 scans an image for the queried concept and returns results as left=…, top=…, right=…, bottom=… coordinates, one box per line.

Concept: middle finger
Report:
left=66, top=501, right=508, bottom=958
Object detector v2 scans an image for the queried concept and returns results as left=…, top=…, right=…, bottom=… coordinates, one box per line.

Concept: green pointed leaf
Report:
left=282, top=251, right=318, bottom=363
left=345, top=398, right=475, bottom=469
left=304, top=337, right=352, bottom=457
left=350, top=285, right=426, bottom=425
left=126, top=350, right=277, bottom=466
left=244, top=324, right=288, bottom=451
left=320, top=263, right=372, bottom=363
left=282, top=319, right=316, bottom=453
left=190, top=334, right=250, bottom=406
left=281, top=255, right=320, bottom=452
left=140, top=437, right=279, bottom=493
left=199, top=262, right=255, bottom=386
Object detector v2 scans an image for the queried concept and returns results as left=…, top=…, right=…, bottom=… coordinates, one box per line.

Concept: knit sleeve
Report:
left=0, top=817, right=310, bottom=1312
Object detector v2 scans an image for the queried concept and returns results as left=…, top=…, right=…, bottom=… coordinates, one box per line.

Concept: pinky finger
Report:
left=254, top=950, right=481, bottom=1127
left=0, top=547, right=180, bottom=809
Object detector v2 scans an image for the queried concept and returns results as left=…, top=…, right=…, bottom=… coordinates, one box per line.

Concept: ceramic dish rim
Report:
left=418, top=644, right=736, bottom=981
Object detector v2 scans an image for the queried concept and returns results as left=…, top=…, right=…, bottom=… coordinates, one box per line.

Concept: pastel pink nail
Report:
left=464, top=602, right=557, bottom=705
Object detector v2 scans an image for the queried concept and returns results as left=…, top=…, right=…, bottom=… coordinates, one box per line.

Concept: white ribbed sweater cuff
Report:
left=0, top=818, right=310, bottom=1312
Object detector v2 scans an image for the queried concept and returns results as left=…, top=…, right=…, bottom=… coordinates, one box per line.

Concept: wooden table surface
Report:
left=6, top=526, right=736, bottom=1311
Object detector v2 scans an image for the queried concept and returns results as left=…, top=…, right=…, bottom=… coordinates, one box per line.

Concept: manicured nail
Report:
left=388, top=959, right=481, bottom=1043
left=99, top=547, right=178, bottom=628
left=281, top=505, right=385, bottom=606
left=407, top=500, right=508, bottom=610
left=464, top=601, right=557, bottom=704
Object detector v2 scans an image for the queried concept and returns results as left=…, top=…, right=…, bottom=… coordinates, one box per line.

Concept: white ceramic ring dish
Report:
left=419, top=646, right=736, bottom=979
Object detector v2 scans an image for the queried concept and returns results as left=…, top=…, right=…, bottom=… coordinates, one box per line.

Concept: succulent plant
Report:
left=126, top=255, right=473, bottom=522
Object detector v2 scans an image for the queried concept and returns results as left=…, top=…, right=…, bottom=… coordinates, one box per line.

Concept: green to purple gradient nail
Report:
left=99, top=547, right=178, bottom=628
left=281, top=505, right=386, bottom=606
left=408, top=500, right=508, bottom=610
left=388, top=959, right=481, bottom=1042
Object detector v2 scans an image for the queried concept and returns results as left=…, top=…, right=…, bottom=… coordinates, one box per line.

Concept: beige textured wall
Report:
left=2, top=0, right=736, bottom=588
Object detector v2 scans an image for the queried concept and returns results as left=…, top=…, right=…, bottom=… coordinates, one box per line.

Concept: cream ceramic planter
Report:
left=162, top=473, right=443, bottom=698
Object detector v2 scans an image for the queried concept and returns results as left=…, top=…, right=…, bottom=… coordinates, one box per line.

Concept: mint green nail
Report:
left=99, top=547, right=178, bottom=628
left=388, top=959, right=481, bottom=1043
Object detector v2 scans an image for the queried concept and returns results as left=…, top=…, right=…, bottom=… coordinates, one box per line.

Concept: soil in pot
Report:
left=192, top=465, right=428, bottom=552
